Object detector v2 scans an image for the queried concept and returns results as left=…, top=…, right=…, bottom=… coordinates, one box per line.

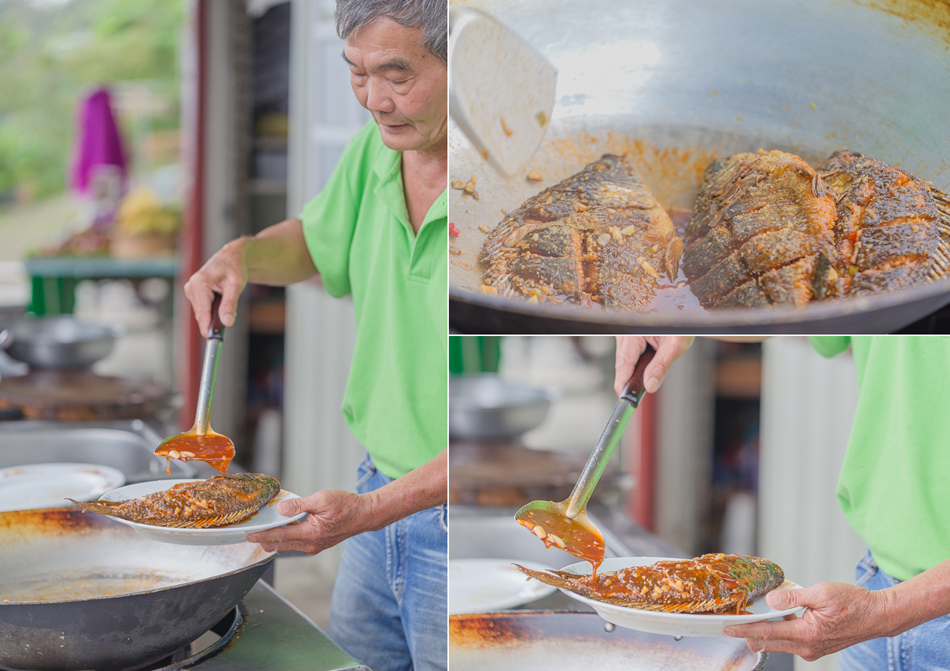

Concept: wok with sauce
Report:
left=449, top=0, right=950, bottom=334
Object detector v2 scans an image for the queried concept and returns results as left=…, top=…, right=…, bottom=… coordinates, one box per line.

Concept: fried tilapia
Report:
left=69, top=473, right=281, bottom=528
left=682, top=150, right=839, bottom=308
left=817, top=149, right=950, bottom=296
left=515, top=553, right=785, bottom=614
left=481, top=155, right=682, bottom=309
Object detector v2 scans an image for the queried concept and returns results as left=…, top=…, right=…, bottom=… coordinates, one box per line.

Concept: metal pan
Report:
left=450, top=611, right=767, bottom=670
left=0, top=507, right=277, bottom=671
left=449, top=0, right=950, bottom=333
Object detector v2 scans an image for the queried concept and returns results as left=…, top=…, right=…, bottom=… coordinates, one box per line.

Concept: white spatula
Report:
left=449, top=7, right=558, bottom=177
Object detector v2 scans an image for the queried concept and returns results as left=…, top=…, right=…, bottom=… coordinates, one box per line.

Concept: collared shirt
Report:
left=300, top=121, right=447, bottom=479
left=810, top=335, right=950, bottom=581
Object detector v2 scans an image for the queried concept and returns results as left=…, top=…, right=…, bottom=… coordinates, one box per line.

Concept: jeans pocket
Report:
left=437, top=504, right=447, bottom=533
left=854, top=549, right=878, bottom=588
left=355, top=453, right=377, bottom=493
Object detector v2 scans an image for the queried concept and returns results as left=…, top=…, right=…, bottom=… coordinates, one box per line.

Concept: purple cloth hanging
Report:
left=69, top=86, right=128, bottom=197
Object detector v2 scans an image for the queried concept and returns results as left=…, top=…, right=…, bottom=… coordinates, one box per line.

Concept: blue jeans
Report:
left=838, top=549, right=950, bottom=671
left=329, top=454, right=447, bottom=671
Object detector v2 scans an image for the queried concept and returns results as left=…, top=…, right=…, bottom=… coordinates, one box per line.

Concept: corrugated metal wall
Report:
left=760, top=337, right=865, bottom=671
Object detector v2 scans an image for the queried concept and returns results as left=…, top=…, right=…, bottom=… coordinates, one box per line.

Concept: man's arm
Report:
left=724, top=557, right=950, bottom=660
left=246, top=449, right=447, bottom=555
left=184, top=218, right=318, bottom=337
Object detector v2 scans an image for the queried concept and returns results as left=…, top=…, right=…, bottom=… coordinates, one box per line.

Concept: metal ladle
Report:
left=155, top=293, right=234, bottom=473
left=515, top=345, right=656, bottom=575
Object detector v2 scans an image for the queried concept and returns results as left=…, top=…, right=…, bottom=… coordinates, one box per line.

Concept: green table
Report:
left=23, top=256, right=179, bottom=315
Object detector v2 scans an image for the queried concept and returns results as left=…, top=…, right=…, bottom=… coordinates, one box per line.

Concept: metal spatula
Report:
left=449, top=6, right=557, bottom=177
left=515, top=345, right=656, bottom=574
left=155, top=293, right=234, bottom=473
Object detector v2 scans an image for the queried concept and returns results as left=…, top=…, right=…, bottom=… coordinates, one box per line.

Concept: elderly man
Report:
left=182, top=1, right=447, bottom=669
left=615, top=336, right=950, bottom=669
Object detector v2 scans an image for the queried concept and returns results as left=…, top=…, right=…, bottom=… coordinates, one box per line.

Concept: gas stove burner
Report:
left=135, top=602, right=246, bottom=671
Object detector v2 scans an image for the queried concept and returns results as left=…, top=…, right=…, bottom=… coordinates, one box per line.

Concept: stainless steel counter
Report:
left=0, top=419, right=222, bottom=481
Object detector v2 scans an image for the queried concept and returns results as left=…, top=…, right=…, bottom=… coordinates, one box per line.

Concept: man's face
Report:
left=344, top=18, right=447, bottom=154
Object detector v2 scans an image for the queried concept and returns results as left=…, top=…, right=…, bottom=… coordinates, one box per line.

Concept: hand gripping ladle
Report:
left=515, top=344, right=656, bottom=577
left=155, top=292, right=235, bottom=474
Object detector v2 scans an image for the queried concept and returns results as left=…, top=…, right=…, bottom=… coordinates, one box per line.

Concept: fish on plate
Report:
left=68, top=473, right=281, bottom=529
left=515, top=552, right=785, bottom=614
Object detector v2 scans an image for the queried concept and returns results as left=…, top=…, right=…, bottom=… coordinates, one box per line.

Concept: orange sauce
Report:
left=156, top=432, right=234, bottom=474
left=518, top=509, right=605, bottom=578
left=582, top=555, right=748, bottom=613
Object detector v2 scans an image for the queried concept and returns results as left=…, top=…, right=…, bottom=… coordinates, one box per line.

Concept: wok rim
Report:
left=450, top=273, right=950, bottom=331
left=0, top=552, right=278, bottom=607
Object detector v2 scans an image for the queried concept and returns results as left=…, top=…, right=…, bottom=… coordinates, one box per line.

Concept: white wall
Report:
left=760, top=337, right=865, bottom=671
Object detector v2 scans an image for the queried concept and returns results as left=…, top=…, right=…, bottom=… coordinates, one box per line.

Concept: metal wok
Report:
left=449, top=0, right=950, bottom=333
left=0, top=507, right=277, bottom=671
left=450, top=611, right=767, bottom=670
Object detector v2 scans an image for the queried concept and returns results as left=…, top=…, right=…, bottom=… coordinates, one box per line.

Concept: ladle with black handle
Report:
left=515, top=344, right=656, bottom=577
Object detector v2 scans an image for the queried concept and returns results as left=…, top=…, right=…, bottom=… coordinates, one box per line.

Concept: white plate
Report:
left=0, top=463, right=126, bottom=512
left=449, top=558, right=556, bottom=614
left=552, top=557, right=805, bottom=637
left=96, top=479, right=307, bottom=545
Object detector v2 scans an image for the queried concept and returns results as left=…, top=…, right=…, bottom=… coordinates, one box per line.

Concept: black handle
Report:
left=209, top=292, right=225, bottom=341
left=620, top=344, right=656, bottom=407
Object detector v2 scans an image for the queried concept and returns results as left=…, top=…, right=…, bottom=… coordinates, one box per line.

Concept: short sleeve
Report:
left=808, top=336, right=851, bottom=358
left=298, top=124, right=378, bottom=298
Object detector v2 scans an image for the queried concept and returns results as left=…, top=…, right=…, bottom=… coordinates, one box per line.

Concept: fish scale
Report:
left=69, top=473, right=281, bottom=529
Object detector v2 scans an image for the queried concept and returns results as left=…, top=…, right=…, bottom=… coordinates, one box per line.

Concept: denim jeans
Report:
left=838, top=549, right=950, bottom=671
left=329, top=453, right=447, bottom=671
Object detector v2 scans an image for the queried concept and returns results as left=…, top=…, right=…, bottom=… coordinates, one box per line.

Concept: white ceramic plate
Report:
left=449, top=558, right=557, bottom=614
left=0, top=463, right=126, bottom=512
left=552, top=557, right=805, bottom=637
left=96, top=478, right=307, bottom=545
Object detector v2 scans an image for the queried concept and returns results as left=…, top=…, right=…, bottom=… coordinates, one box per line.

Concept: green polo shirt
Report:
left=299, top=121, right=447, bottom=479
left=809, top=336, right=950, bottom=581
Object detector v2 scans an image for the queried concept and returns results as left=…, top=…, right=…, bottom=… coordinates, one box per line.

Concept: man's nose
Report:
left=366, top=80, right=395, bottom=113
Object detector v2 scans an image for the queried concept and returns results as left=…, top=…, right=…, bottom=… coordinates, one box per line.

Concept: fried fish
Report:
left=68, top=473, right=281, bottom=529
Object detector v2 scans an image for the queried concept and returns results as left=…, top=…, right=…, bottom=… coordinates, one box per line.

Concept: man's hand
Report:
left=246, top=489, right=378, bottom=555
left=723, top=582, right=886, bottom=661
left=614, top=337, right=694, bottom=396
left=246, top=449, right=447, bottom=555
left=183, top=238, right=249, bottom=338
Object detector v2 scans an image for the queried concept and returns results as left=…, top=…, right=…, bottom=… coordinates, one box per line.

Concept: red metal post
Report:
left=176, top=0, right=208, bottom=430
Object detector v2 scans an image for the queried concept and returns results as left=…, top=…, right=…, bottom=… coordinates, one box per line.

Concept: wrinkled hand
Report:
left=723, top=582, right=886, bottom=661
left=245, top=489, right=376, bottom=555
left=183, top=239, right=249, bottom=338
left=613, top=336, right=694, bottom=396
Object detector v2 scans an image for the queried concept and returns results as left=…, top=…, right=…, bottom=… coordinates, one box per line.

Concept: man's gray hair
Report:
left=336, top=0, right=447, bottom=65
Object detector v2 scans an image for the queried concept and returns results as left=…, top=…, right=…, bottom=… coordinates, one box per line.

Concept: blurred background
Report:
left=449, top=335, right=863, bottom=671
left=0, top=0, right=373, bottom=631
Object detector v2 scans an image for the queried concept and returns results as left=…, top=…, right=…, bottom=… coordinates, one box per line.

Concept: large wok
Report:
left=449, top=0, right=950, bottom=333
left=0, top=508, right=277, bottom=671
left=450, top=611, right=768, bottom=670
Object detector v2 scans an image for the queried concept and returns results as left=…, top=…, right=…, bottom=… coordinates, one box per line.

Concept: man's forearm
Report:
left=239, top=218, right=318, bottom=286
left=362, top=450, right=448, bottom=531
left=881, top=557, right=950, bottom=637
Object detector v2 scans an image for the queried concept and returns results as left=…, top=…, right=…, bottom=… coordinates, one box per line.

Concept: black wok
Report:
left=449, top=0, right=950, bottom=333
left=0, top=508, right=277, bottom=671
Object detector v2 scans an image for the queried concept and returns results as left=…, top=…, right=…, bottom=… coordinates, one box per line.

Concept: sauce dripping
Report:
left=517, top=508, right=606, bottom=579
left=156, top=432, right=234, bottom=474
